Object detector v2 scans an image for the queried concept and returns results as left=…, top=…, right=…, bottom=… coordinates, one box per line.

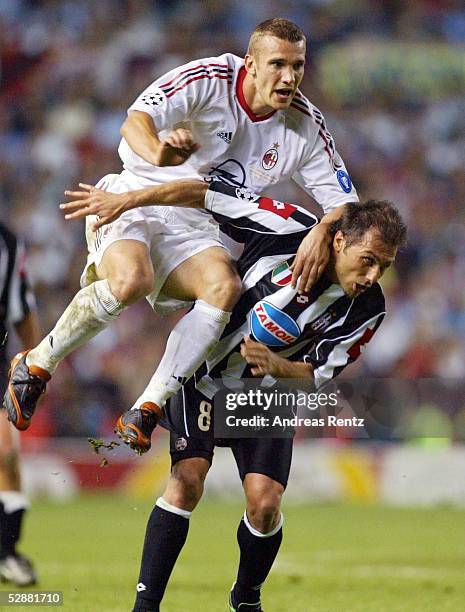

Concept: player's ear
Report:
left=244, top=54, right=256, bottom=76
left=333, top=230, right=345, bottom=253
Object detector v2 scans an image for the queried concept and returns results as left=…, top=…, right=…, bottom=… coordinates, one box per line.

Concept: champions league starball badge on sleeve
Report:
left=336, top=169, right=352, bottom=193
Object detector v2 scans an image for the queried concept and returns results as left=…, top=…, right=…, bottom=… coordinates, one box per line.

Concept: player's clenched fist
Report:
left=155, top=128, right=200, bottom=166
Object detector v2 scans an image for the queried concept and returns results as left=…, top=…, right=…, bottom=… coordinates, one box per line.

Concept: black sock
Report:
left=234, top=516, right=283, bottom=603
left=0, top=504, right=24, bottom=559
left=133, top=504, right=190, bottom=612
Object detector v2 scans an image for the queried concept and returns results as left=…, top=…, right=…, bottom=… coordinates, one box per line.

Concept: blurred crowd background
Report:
left=1, top=0, right=464, bottom=440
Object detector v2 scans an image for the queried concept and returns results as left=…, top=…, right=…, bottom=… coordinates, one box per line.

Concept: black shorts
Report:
left=163, top=378, right=293, bottom=489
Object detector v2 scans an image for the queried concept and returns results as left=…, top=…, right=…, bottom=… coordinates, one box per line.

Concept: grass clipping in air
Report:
left=88, top=437, right=120, bottom=467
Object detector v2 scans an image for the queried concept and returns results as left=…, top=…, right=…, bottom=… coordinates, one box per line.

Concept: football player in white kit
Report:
left=4, top=19, right=358, bottom=448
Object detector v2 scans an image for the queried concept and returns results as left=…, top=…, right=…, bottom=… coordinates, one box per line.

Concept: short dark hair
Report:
left=248, top=18, right=306, bottom=54
left=331, top=200, right=407, bottom=249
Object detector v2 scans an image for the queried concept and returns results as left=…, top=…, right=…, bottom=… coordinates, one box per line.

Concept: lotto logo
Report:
left=258, top=197, right=297, bottom=219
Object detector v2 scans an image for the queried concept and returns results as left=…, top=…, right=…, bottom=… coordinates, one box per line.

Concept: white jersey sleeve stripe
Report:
left=292, top=102, right=343, bottom=173
left=164, top=73, right=232, bottom=99
left=159, top=62, right=231, bottom=90
left=160, top=67, right=232, bottom=95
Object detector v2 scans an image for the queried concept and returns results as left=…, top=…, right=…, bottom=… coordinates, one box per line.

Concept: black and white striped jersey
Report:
left=0, top=223, right=36, bottom=369
left=198, top=181, right=385, bottom=390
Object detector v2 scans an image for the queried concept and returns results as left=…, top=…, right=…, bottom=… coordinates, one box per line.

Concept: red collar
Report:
left=236, top=66, right=276, bottom=123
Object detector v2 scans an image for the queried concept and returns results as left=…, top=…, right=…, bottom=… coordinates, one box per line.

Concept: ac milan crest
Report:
left=262, top=147, right=278, bottom=170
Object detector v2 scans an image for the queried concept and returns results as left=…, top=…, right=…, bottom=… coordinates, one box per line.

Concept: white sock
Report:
left=243, top=511, right=284, bottom=538
left=155, top=497, right=192, bottom=519
left=133, top=299, right=231, bottom=408
left=27, top=280, right=125, bottom=373
left=0, top=491, right=30, bottom=514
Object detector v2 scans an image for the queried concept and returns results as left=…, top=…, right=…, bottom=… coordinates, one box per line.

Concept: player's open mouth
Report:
left=274, top=89, right=293, bottom=102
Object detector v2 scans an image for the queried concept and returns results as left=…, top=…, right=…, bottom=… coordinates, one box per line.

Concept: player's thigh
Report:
left=96, top=239, right=154, bottom=302
left=162, top=246, right=241, bottom=307
left=83, top=172, right=154, bottom=293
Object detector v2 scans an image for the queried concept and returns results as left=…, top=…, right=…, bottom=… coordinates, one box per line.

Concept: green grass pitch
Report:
left=2, top=494, right=465, bottom=611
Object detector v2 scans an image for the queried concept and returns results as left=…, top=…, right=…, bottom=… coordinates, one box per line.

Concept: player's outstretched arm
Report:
left=240, top=336, right=313, bottom=379
left=60, top=180, right=208, bottom=231
left=290, top=205, right=345, bottom=293
left=121, top=111, right=200, bottom=167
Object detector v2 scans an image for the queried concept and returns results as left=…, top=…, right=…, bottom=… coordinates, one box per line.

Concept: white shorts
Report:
left=80, top=171, right=226, bottom=314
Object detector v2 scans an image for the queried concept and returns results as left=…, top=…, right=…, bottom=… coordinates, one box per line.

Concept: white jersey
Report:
left=119, top=53, right=358, bottom=214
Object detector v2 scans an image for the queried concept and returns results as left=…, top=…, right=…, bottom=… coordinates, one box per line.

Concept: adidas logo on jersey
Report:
left=217, top=131, right=232, bottom=143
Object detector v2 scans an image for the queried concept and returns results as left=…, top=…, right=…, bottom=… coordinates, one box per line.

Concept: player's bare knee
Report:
left=107, top=269, right=154, bottom=305
left=176, top=483, right=203, bottom=510
left=168, top=462, right=207, bottom=510
left=0, top=439, right=15, bottom=458
left=246, top=483, right=283, bottom=533
left=247, top=495, right=281, bottom=533
left=0, top=450, right=20, bottom=482
left=201, top=275, right=242, bottom=310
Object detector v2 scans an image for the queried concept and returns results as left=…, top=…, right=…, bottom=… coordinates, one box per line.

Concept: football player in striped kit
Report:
left=58, top=179, right=406, bottom=612
left=4, top=18, right=359, bottom=439
left=0, top=223, right=41, bottom=586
